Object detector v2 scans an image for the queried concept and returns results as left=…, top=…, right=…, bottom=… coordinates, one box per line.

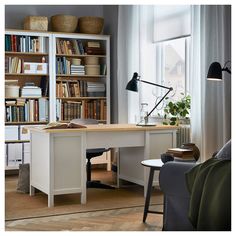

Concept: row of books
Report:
left=56, top=38, right=85, bottom=55
left=5, top=98, right=49, bottom=122
left=56, top=57, right=85, bottom=75
left=5, top=35, right=47, bottom=53
left=5, top=57, right=48, bottom=75
left=56, top=99, right=107, bottom=121
left=56, top=80, right=105, bottom=98
left=56, top=39, right=105, bottom=55
left=5, top=57, right=23, bottom=74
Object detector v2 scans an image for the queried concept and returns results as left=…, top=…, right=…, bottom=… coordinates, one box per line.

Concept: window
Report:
left=158, top=37, right=190, bottom=102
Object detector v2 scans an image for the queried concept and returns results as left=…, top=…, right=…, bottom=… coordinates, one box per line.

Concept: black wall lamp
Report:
left=207, top=61, right=231, bottom=81
left=126, top=72, right=173, bottom=126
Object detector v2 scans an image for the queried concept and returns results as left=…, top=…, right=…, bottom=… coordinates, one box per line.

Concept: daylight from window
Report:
left=163, top=37, right=186, bottom=102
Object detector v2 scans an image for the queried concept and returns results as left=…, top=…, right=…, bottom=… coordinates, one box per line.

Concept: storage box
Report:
left=5, top=85, right=20, bottom=97
left=24, top=16, right=48, bottom=31
left=85, top=65, right=100, bottom=75
left=23, top=62, right=48, bottom=74
left=85, top=56, right=99, bottom=65
left=72, top=58, right=81, bottom=65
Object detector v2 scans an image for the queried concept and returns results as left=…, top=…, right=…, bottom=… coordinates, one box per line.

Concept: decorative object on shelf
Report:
left=84, top=55, right=100, bottom=76
left=23, top=16, right=48, bottom=31
left=85, top=65, right=100, bottom=75
left=163, top=94, right=191, bottom=126
left=180, top=143, right=200, bottom=161
left=126, top=72, right=173, bottom=126
left=78, top=16, right=104, bottom=34
left=5, top=85, right=20, bottom=98
left=161, top=153, right=174, bottom=163
left=207, top=61, right=231, bottom=80
left=51, top=14, right=78, bottom=33
left=23, top=62, right=48, bottom=74
left=85, top=56, right=99, bottom=65
left=72, top=58, right=81, bottom=66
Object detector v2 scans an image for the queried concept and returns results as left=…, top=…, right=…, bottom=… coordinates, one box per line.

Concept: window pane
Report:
left=163, top=37, right=186, bottom=101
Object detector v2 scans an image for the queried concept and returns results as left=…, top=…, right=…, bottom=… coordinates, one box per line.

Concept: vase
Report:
left=181, top=143, right=200, bottom=161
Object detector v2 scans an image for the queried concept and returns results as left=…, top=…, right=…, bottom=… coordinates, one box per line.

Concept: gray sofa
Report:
left=159, top=140, right=231, bottom=231
left=159, top=161, right=195, bottom=230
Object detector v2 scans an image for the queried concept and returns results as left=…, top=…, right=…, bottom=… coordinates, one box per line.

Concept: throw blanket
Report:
left=185, top=157, right=231, bottom=231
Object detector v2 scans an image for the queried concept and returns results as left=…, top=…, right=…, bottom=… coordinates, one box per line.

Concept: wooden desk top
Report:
left=28, top=123, right=178, bottom=133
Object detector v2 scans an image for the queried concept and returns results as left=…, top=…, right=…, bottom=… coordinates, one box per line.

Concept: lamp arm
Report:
left=139, top=79, right=172, bottom=90
left=146, top=88, right=173, bottom=118
left=222, top=67, right=231, bottom=74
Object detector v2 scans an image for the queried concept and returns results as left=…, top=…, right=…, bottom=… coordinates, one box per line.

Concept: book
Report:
left=166, top=148, right=193, bottom=158
left=44, top=121, right=87, bottom=129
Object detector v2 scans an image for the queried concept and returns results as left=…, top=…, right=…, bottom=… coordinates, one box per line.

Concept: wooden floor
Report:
left=5, top=168, right=163, bottom=231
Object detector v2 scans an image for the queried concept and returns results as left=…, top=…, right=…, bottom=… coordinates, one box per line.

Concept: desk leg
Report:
left=30, top=185, right=35, bottom=196
left=48, top=194, right=54, bottom=207
left=143, top=168, right=154, bottom=223
left=81, top=189, right=86, bottom=204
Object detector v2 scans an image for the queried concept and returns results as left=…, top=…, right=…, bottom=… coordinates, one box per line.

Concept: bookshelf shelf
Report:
left=5, top=121, right=48, bottom=125
left=5, top=73, right=49, bottom=76
left=5, top=96, right=49, bottom=99
left=56, top=97, right=106, bottom=100
left=5, top=166, right=20, bottom=171
left=5, top=51, right=48, bottom=56
left=56, top=74, right=105, bottom=78
left=56, top=54, right=106, bottom=58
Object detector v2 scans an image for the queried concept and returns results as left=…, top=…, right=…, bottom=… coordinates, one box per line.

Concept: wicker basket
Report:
left=78, top=16, right=104, bottom=34
left=24, top=16, right=48, bottom=31
left=51, top=15, right=78, bottom=33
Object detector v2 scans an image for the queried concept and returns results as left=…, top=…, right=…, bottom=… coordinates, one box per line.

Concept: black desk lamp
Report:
left=126, top=72, right=173, bottom=126
left=207, top=61, right=231, bottom=80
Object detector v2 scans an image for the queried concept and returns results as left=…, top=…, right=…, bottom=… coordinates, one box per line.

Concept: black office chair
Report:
left=71, top=118, right=114, bottom=189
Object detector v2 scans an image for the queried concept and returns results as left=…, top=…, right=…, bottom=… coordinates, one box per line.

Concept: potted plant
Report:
left=162, top=94, right=191, bottom=126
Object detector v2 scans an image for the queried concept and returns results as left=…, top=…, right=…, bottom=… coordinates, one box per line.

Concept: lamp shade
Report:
left=126, top=72, right=139, bottom=92
left=207, top=62, right=222, bottom=80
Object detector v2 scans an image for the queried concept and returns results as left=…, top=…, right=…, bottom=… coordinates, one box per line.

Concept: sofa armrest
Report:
left=160, top=161, right=196, bottom=231
left=159, top=161, right=196, bottom=197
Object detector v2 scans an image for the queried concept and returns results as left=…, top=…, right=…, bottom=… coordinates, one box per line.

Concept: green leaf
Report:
left=163, top=122, right=168, bottom=125
left=170, top=121, right=176, bottom=125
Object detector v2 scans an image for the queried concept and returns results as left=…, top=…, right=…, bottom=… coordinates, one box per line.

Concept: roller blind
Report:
left=154, top=5, right=191, bottom=42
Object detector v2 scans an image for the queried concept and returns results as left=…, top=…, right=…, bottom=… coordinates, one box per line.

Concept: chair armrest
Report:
left=159, top=161, right=196, bottom=198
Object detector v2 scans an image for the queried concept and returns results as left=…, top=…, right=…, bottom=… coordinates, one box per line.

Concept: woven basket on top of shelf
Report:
left=78, top=16, right=104, bottom=34
left=51, top=14, right=78, bottom=33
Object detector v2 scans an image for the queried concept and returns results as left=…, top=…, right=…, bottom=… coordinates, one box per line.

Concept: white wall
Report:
left=5, top=5, right=103, bottom=30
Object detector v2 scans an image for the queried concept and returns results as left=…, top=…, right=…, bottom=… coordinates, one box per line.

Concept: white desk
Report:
left=29, top=124, right=177, bottom=207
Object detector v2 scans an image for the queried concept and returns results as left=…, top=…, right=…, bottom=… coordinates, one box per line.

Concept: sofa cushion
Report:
left=215, top=139, right=231, bottom=160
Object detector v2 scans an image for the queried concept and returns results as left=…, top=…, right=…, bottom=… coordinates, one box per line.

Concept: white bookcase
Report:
left=5, top=29, right=111, bottom=170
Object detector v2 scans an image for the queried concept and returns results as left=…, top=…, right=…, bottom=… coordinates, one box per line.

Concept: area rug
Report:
left=6, top=206, right=163, bottom=231
left=5, top=175, right=163, bottom=221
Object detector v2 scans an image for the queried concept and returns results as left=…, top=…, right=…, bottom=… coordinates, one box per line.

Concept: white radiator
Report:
left=176, top=125, right=191, bottom=147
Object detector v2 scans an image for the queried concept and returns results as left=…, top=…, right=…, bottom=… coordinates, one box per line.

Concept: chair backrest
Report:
left=71, top=118, right=99, bottom=125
